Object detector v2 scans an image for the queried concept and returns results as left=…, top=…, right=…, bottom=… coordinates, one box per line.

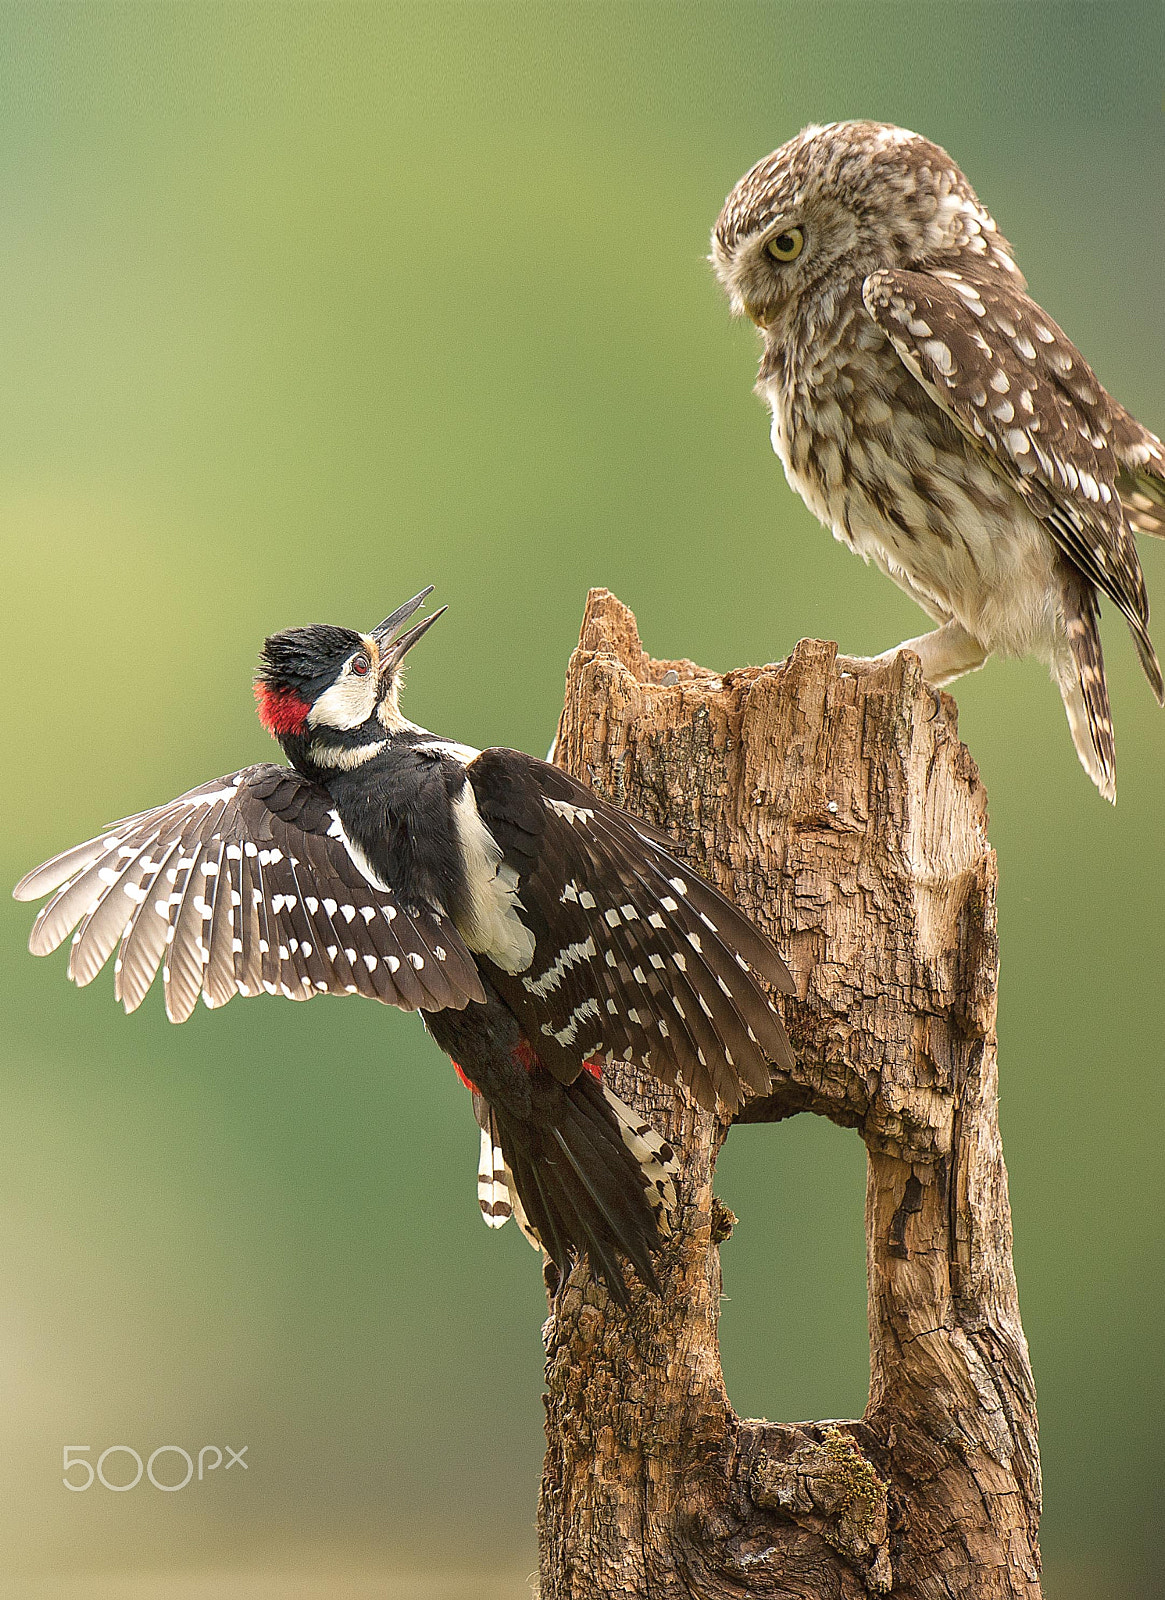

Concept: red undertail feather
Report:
left=511, top=1038, right=539, bottom=1073
left=453, top=1062, right=480, bottom=1094
left=511, top=1038, right=600, bottom=1081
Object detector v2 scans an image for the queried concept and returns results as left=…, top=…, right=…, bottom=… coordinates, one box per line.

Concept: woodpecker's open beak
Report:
left=372, top=588, right=447, bottom=673
left=371, top=587, right=434, bottom=644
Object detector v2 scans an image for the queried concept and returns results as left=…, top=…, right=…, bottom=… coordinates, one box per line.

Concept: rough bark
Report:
left=537, top=589, right=1040, bottom=1600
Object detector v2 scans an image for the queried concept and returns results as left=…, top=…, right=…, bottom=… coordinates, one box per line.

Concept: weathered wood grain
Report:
left=537, top=589, right=1040, bottom=1599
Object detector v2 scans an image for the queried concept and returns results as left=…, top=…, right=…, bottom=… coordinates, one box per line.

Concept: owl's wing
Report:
left=862, top=267, right=1163, bottom=702
left=14, top=763, right=486, bottom=1021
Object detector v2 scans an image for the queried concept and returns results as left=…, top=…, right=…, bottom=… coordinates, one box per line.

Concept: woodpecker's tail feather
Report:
left=490, top=1073, right=677, bottom=1307
left=476, top=1120, right=513, bottom=1230
left=601, top=1083, right=678, bottom=1226
left=472, top=1093, right=539, bottom=1246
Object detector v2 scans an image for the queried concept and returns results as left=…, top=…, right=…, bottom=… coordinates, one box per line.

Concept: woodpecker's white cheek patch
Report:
left=306, top=667, right=378, bottom=732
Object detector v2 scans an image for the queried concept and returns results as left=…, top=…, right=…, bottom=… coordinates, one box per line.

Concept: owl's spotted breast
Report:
left=760, top=283, right=1058, bottom=658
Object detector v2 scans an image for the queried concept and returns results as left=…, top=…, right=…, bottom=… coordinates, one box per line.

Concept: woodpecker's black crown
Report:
left=258, top=623, right=364, bottom=698
left=254, top=623, right=368, bottom=740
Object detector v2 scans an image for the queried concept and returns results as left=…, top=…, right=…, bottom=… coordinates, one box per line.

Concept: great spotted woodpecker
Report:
left=14, top=589, right=794, bottom=1304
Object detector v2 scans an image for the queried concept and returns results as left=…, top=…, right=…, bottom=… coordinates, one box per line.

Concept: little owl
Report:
left=712, top=120, right=1164, bottom=802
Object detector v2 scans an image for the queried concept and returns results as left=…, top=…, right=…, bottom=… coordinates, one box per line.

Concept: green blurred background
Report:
left=1, top=4, right=1161, bottom=1596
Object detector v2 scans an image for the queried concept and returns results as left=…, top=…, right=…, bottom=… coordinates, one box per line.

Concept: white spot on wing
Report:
left=542, top=996, right=601, bottom=1047
left=545, top=797, right=595, bottom=824
left=522, top=936, right=597, bottom=999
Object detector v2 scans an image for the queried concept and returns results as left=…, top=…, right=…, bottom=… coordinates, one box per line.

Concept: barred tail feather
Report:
left=1058, top=581, right=1116, bottom=803
left=507, top=1178, right=538, bottom=1248
left=1131, top=623, right=1165, bottom=706
left=600, top=1082, right=679, bottom=1227
left=472, top=1100, right=539, bottom=1247
left=476, top=1124, right=513, bottom=1229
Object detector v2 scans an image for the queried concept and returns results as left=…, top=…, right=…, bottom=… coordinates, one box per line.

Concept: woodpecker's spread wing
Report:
left=14, top=764, right=485, bottom=1022
left=466, top=750, right=794, bottom=1113
left=862, top=267, right=1163, bottom=702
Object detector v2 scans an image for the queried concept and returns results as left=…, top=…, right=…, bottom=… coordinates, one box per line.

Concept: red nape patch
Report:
left=254, top=681, right=310, bottom=737
left=582, top=1057, right=603, bottom=1082
left=453, top=1062, right=480, bottom=1095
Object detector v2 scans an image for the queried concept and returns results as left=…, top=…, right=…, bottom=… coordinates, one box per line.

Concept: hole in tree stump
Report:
left=715, top=1116, right=869, bottom=1423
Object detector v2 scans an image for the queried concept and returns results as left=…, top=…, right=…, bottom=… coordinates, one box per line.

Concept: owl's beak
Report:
left=714, top=264, right=766, bottom=327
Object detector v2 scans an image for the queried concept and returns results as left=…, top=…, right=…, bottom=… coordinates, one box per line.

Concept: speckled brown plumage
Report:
left=712, top=120, right=1165, bottom=801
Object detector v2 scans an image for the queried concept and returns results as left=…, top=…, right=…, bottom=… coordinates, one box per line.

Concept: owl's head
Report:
left=711, top=121, right=1019, bottom=331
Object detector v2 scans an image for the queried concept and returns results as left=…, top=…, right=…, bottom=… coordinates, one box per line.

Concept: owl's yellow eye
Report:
left=766, top=226, right=804, bottom=263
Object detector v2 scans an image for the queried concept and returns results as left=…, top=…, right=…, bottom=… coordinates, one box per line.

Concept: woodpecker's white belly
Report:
left=763, top=375, right=1065, bottom=665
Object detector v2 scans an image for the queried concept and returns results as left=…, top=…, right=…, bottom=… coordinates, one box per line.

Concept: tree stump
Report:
left=538, top=589, right=1041, bottom=1600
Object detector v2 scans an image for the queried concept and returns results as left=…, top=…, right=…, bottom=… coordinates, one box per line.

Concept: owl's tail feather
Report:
left=1114, top=462, right=1165, bottom=700
left=1129, top=618, right=1165, bottom=705
left=1057, top=576, right=1117, bottom=804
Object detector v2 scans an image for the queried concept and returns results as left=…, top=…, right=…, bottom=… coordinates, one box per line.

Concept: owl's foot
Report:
left=863, top=621, right=990, bottom=689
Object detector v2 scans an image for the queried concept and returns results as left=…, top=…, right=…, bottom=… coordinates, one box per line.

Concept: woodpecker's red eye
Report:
left=350, top=653, right=371, bottom=676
